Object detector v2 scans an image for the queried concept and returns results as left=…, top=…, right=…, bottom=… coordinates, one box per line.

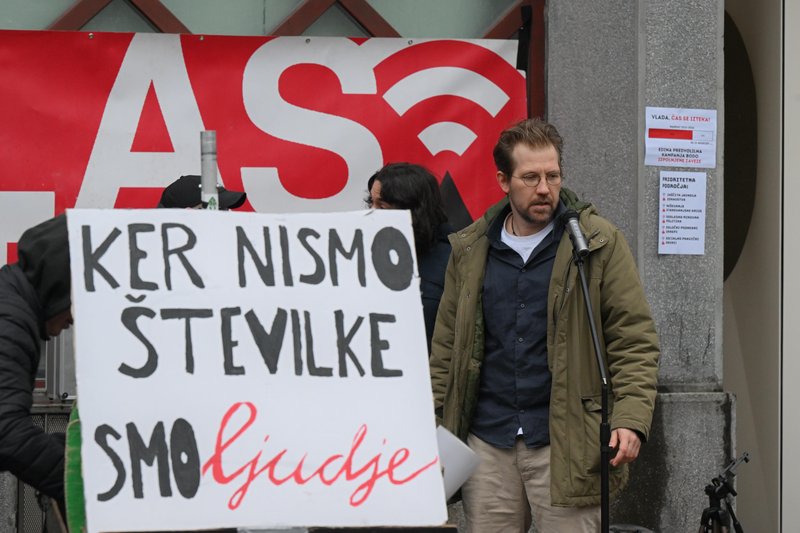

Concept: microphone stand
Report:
left=571, top=247, right=611, bottom=533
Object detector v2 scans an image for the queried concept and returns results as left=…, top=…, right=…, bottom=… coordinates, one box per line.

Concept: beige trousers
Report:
left=461, top=433, right=600, bottom=533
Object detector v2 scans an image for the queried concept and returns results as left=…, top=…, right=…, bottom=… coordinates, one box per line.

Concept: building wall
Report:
left=549, top=2, right=730, bottom=530
left=782, top=1, right=800, bottom=530
left=723, top=0, right=782, bottom=530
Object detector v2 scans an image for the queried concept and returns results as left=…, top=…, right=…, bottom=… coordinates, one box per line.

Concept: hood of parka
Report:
left=16, top=213, right=71, bottom=325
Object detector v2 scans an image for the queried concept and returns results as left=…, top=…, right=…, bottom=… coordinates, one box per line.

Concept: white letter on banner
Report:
left=241, top=37, right=382, bottom=212
left=0, top=192, right=54, bottom=264
left=76, top=34, right=208, bottom=207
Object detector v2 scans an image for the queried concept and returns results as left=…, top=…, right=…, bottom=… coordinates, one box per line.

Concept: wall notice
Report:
left=659, top=171, right=707, bottom=255
left=645, top=107, right=717, bottom=168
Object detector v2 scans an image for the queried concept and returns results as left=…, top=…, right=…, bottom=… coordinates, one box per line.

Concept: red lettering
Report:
left=202, top=402, right=439, bottom=509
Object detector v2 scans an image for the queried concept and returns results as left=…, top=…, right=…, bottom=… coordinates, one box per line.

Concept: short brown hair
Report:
left=492, top=118, right=564, bottom=176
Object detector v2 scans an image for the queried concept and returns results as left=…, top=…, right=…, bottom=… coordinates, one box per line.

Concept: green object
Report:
left=64, top=404, right=86, bottom=533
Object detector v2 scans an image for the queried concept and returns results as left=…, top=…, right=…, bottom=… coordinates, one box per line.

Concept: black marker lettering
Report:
left=119, top=307, right=158, bottom=378
left=236, top=226, right=274, bottom=288
left=160, top=308, right=214, bottom=374
left=162, top=223, right=204, bottom=290
left=95, top=424, right=125, bottom=502
left=221, top=307, right=244, bottom=375
left=335, top=310, right=365, bottom=377
left=329, top=229, right=365, bottom=287
left=370, top=313, right=402, bottom=377
left=371, top=227, right=413, bottom=291
left=128, top=223, right=158, bottom=291
left=82, top=225, right=121, bottom=291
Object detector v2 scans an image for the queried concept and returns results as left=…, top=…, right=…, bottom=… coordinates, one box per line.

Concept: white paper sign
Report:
left=645, top=107, right=717, bottom=168
left=658, top=171, right=707, bottom=255
left=66, top=208, right=447, bottom=533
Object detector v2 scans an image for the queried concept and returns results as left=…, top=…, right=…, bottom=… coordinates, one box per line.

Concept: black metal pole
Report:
left=572, top=250, right=611, bottom=533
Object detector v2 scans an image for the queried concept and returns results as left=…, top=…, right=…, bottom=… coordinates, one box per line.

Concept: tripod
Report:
left=698, top=452, right=750, bottom=533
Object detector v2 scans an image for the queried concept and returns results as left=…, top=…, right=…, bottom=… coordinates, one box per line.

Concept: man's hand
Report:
left=609, top=428, right=641, bottom=467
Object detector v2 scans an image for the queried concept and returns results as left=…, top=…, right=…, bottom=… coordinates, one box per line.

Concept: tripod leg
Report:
left=699, top=508, right=731, bottom=533
left=727, top=501, right=744, bottom=533
left=700, top=510, right=708, bottom=532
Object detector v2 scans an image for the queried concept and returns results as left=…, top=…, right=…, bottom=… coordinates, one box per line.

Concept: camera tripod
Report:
left=698, top=452, right=750, bottom=533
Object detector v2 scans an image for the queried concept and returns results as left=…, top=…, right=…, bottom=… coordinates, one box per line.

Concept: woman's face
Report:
left=369, top=180, right=394, bottom=210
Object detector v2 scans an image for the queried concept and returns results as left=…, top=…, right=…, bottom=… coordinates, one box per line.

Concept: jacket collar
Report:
left=451, top=187, right=594, bottom=246
left=486, top=201, right=568, bottom=245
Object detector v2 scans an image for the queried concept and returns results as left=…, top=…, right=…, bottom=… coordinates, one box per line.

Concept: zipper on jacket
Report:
left=553, top=259, right=573, bottom=327
left=552, top=228, right=605, bottom=328
left=456, top=288, right=472, bottom=346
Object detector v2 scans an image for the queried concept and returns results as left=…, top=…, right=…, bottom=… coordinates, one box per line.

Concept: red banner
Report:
left=0, top=30, right=526, bottom=263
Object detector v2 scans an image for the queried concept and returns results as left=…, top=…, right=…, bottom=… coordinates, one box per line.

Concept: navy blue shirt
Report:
left=470, top=204, right=565, bottom=448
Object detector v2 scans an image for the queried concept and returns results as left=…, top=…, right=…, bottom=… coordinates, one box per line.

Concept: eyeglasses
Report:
left=510, top=172, right=562, bottom=187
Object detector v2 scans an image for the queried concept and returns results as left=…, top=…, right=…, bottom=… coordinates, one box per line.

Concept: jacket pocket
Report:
left=580, top=395, right=603, bottom=474
left=454, top=287, right=473, bottom=349
left=448, top=354, right=481, bottom=442
left=463, top=357, right=482, bottom=425
left=444, top=348, right=481, bottom=439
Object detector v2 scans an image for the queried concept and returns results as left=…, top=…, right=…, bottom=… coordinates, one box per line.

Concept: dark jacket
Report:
left=430, top=190, right=660, bottom=506
left=0, top=214, right=70, bottom=500
left=418, top=223, right=452, bottom=353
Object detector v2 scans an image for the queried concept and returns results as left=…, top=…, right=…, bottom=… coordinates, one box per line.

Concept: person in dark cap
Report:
left=157, top=174, right=247, bottom=210
left=0, top=214, right=72, bottom=513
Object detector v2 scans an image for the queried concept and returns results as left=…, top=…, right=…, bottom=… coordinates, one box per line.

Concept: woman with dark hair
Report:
left=367, top=163, right=453, bottom=353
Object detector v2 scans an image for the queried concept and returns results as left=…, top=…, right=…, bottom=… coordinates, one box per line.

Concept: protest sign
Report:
left=67, top=208, right=446, bottom=533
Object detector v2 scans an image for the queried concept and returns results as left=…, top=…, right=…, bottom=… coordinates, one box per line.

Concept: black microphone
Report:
left=561, top=210, right=589, bottom=258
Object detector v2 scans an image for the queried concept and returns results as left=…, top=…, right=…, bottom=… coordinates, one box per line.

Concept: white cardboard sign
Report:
left=66, top=208, right=446, bottom=533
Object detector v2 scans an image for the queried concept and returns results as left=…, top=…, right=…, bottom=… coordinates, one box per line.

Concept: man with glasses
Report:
left=429, top=118, right=660, bottom=532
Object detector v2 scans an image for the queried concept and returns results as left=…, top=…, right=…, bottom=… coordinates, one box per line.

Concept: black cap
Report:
left=157, top=175, right=247, bottom=210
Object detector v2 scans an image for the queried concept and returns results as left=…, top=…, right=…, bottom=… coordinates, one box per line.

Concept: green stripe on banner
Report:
left=65, top=404, right=86, bottom=533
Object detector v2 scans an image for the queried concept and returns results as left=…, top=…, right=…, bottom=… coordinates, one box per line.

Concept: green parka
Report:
left=429, top=189, right=660, bottom=506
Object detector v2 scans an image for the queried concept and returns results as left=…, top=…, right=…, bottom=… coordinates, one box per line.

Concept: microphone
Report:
left=561, top=210, right=589, bottom=258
